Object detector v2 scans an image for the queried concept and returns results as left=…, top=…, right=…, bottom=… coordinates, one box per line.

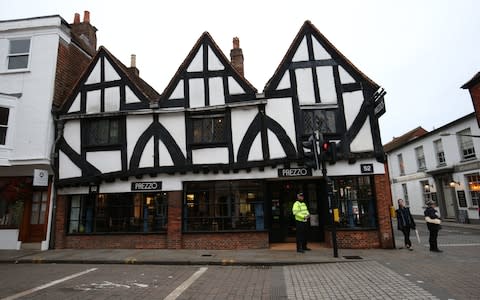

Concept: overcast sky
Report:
left=1, top=0, right=480, bottom=144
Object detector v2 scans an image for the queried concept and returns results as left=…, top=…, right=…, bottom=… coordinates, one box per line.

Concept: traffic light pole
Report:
left=321, top=158, right=339, bottom=258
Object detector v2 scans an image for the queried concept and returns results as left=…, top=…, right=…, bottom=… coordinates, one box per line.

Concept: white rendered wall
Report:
left=265, top=97, right=296, bottom=158
left=231, top=107, right=258, bottom=161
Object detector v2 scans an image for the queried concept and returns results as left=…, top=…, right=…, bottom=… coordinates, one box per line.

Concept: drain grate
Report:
left=343, top=255, right=362, bottom=259
left=201, top=254, right=212, bottom=257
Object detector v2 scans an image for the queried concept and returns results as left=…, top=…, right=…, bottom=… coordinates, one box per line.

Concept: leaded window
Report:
left=302, top=109, right=338, bottom=135
left=192, top=115, right=226, bottom=144
left=85, top=118, right=121, bottom=147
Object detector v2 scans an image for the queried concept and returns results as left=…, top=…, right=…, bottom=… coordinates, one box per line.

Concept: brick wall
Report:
left=324, top=230, right=380, bottom=249
left=183, top=232, right=269, bottom=249
left=468, top=82, right=480, bottom=127
left=61, top=234, right=167, bottom=249
left=167, top=191, right=182, bottom=249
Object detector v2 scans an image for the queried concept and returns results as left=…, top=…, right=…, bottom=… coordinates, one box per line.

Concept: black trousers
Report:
left=429, top=228, right=439, bottom=250
left=401, top=227, right=412, bottom=247
left=295, top=220, right=308, bottom=250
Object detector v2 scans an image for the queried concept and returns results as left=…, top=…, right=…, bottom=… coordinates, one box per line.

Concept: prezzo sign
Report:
left=278, top=168, right=312, bottom=177
left=360, top=164, right=374, bottom=173
left=131, top=181, right=162, bottom=191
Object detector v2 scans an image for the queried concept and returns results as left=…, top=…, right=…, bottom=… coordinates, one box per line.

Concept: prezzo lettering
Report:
left=282, top=169, right=308, bottom=176
left=132, top=182, right=162, bottom=191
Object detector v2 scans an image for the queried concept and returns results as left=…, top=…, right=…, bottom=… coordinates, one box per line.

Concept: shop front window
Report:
left=0, top=177, right=32, bottom=228
left=67, top=192, right=167, bottom=234
left=183, top=180, right=264, bottom=232
left=332, top=176, right=377, bottom=228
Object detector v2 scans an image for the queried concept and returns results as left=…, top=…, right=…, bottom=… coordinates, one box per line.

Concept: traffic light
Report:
left=302, top=135, right=319, bottom=170
left=321, top=140, right=337, bottom=164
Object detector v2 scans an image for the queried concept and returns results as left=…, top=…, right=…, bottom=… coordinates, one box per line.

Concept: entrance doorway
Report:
left=22, top=190, right=50, bottom=243
left=267, top=180, right=328, bottom=243
left=435, top=175, right=458, bottom=219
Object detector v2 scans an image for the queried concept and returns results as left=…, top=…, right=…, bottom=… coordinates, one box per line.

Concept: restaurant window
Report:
left=8, top=38, right=31, bottom=70
left=332, top=176, right=376, bottom=228
left=302, top=109, right=338, bottom=135
left=458, top=128, right=476, bottom=160
left=0, top=177, right=33, bottom=228
left=420, top=180, right=432, bottom=205
left=67, top=192, right=168, bottom=234
left=466, top=173, right=480, bottom=207
left=183, top=180, right=264, bottom=232
left=84, top=118, right=122, bottom=147
left=191, top=114, right=226, bottom=145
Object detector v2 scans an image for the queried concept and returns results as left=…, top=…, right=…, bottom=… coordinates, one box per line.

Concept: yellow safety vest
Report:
left=292, top=200, right=309, bottom=222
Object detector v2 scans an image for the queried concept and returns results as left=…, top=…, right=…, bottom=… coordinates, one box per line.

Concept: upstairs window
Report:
left=433, top=139, right=446, bottom=166
left=402, top=183, right=409, bottom=206
left=192, top=114, right=226, bottom=145
left=0, top=107, right=9, bottom=145
left=303, top=109, right=338, bottom=135
left=397, top=153, right=405, bottom=176
left=458, top=129, right=476, bottom=160
left=8, top=39, right=31, bottom=70
left=84, top=118, right=122, bottom=147
left=415, top=146, right=426, bottom=170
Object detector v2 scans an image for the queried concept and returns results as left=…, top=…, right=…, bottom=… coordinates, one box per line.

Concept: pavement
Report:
left=1, top=219, right=478, bottom=266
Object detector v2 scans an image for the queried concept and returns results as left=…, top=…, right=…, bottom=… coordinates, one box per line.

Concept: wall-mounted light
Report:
left=449, top=181, right=460, bottom=188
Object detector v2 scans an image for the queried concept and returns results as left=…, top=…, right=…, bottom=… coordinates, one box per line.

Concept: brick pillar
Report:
left=54, top=195, right=66, bottom=249
left=374, top=173, right=395, bottom=248
left=167, top=191, right=182, bottom=249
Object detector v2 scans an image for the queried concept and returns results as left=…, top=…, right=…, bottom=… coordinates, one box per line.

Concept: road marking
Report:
left=1, top=268, right=97, bottom=300
left=438, top=243, right=480, bottom=247
left=164, top=267, right=208, bottom=300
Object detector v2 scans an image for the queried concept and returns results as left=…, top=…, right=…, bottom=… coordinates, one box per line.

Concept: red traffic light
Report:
left=322, top=142, right=330, bottom=152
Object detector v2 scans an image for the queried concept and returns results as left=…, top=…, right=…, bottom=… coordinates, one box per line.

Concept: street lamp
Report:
left=440, top=132, right=480, bottom=138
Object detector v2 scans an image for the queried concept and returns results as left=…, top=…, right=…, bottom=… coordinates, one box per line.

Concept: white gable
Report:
left=159, top=140, right=174, bottom=166
left=228, top=77, right=245, bottom=95
left=295, top=68, right=315, bottom=105
left=86, top=90, right=101, bottom=113
left=104, top=59, right=121, bottom=82
left=169, top=80, right=184, bottom=100
left=316, top=66, right=337, bottom=103
left=189, top=78, right=205, bottom=108
left=292, top=36, right=309, bottom=62
left=104, top=86, right=120, bottom=112
left=85, top=62, right=101, bottom=84
left=343, top=90, right=364, bottom=129
left=339, top=66, right=356, bottom=84
left=277, top=71, right=291, bottom=90
left=209, top=77, right=225, bottom=106
left=312, top=37, right=331, bottom=60
left=208, top=46, right=224, bottom=71
left=63, top=120, right=81, bottom=154
left=350, top=117, right=374, bottom=152
left=86, top=150, right=122, bottom=173
left=248, top=134, right=263, bottom=161
left=187, top=45, right=203, bottom=72
left=125, top=86, right=141, bottom=104
left=68, top=93, right=81, bottom=113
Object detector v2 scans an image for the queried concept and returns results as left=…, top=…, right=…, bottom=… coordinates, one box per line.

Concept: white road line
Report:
left=1, top=268, right=98, bottom=300
left=164, top=267, right=208, bottom=300
left=438, top=243, right=480, bottom=247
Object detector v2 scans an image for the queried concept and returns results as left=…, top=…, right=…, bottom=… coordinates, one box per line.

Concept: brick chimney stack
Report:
left=230, top=37, right=244, bottom=76
left=129, top=54, right=140, bottom=76
left=70, top=11, right=97, bottom=56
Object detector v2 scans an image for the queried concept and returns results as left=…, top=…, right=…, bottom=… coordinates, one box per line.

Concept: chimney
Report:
left=70, top=10, right=97, bottom=55
left=230, top=37, right=244, bottom=76
left=129, top=54, right=140, bottom=76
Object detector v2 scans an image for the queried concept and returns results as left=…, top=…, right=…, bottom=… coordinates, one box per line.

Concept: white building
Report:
left=385, top=112, right=480, bottom=224
left=0, top=12, right=96, bottom=249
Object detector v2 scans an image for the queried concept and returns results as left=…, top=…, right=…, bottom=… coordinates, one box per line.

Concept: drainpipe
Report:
left=48, top=117, right=65, bottom=249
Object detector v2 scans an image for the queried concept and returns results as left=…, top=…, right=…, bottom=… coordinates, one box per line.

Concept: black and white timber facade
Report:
left=53, top=21, right=394, bottom=250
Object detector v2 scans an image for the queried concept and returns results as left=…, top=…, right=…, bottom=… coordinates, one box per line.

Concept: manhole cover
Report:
left=343, top=255, right=362, bottom=259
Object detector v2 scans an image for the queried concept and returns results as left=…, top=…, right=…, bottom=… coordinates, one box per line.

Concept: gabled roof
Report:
left=264, top=20, right=379, bottom=92
left=383, top=126, right=428, bottom=153
left=159, top=31, right=257, bottom=107
left=461, top=72, right=480, bottom=89
left=58, top=46, right=159, bottom=114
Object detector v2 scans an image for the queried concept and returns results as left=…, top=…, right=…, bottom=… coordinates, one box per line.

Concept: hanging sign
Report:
left=33, top=169, right=49, bottom=186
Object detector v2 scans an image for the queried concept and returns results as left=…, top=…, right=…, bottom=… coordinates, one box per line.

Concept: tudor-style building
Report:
left=53, top=21, right=393, bottom=249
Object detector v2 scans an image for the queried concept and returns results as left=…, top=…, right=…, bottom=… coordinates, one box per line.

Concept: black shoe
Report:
left=430, top=249, right=443, bottom=253
left=304, top=248, right=312, bottom=251
left=297, top=249, right=304, bottom=253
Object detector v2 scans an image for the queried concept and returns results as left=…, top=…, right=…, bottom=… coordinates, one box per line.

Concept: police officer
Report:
left=292, top=192, right=311, bottom=253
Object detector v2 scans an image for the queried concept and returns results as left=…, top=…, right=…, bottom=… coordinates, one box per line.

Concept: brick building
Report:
left=53, top=21, right=393, bottom=250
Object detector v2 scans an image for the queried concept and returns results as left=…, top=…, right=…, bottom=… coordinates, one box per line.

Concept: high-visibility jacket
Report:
left=292, top=200, right=310, bottom=222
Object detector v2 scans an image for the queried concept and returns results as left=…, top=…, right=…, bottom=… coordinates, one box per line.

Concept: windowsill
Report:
left=417, top=168, right=427, bottom=172
left=460, top=157, right=477, bottom=162
left=436, top=163, right=447, bottom=168
left=0, top=69, right=30, bottom=75
left=467, top=207, right=479, bottom=210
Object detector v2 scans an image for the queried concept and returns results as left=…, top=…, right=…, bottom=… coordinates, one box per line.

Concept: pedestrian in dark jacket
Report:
left=424, top=200, right=442, bottom=252
left=396, top=199, right=416, bottom=250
